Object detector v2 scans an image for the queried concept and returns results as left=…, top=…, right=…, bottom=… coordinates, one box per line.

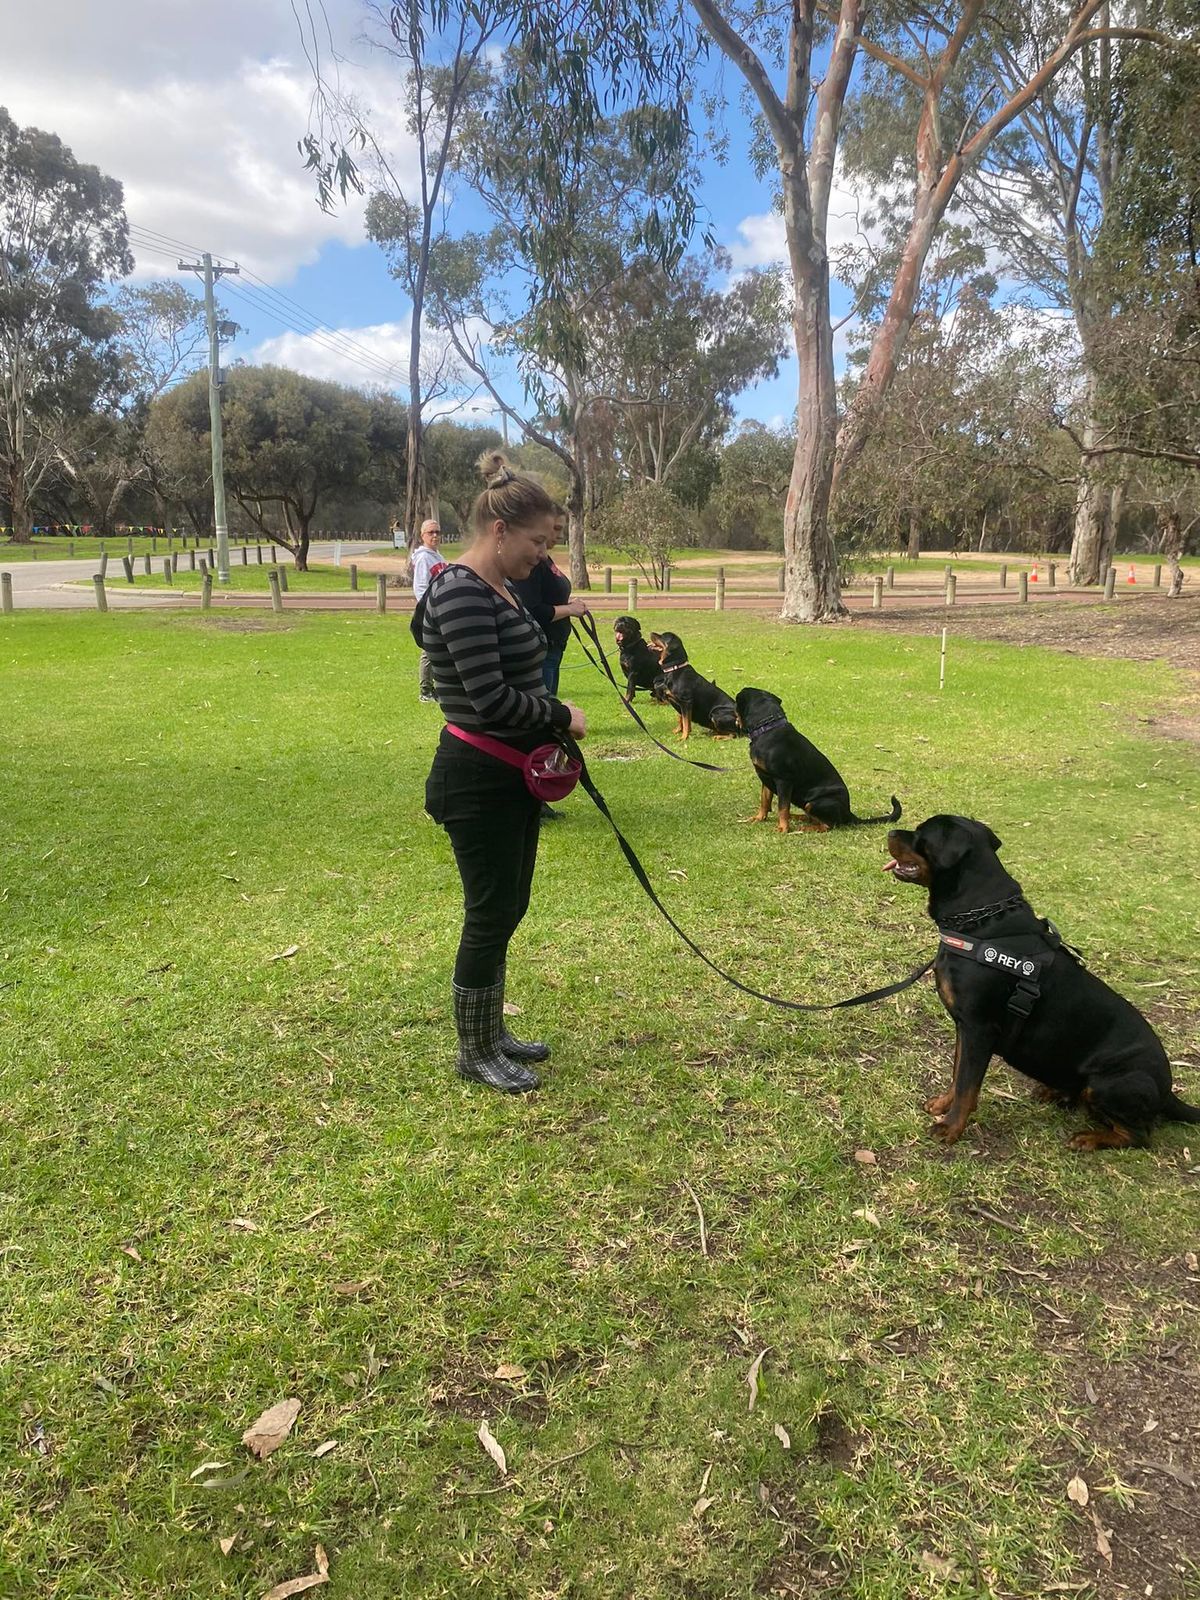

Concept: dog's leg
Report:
left=1069, top=1081, right=1153, bottom=1151
left=925, top=1027, right=960, bottom=1117
left=929, top=1027, right=996, bottom=1144
left=776, top=779, right=793, bottom=834
left=679, top=711, right=691, bottom=742
left=799, top=803, right=831, bottom=834
left=741, top=784, right=773, bottom=824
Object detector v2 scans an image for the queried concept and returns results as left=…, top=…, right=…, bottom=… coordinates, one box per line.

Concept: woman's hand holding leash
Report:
left=563, top=702, right=587, bottom=739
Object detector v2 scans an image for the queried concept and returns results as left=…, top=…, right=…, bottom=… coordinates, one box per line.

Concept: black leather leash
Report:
left=570, top=611, right=730, bottom=773
left=561, top=732, right=936, bottom=1015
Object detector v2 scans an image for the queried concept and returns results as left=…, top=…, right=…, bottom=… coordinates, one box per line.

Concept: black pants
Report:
left=425, top=733, right=542, bottom=987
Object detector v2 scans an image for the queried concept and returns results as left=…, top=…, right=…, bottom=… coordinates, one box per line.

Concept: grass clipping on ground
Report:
left=0, top=609, right=1197, bottom=1599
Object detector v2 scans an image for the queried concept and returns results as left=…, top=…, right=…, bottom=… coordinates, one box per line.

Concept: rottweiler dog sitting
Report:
left=648, top=631, right=740, bottom=740
left=613, top=615, right=663, bottom=704
left=887, top=814, right=1200, bottom=1150
left=735, top=687, right=902, bottom=833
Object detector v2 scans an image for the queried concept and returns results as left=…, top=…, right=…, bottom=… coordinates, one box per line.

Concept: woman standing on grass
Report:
left=418, top=453, right=587, bottom=1094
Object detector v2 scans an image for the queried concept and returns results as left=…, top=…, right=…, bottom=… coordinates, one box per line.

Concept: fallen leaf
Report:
left=745, top=1348, right=770, bottom=1413
left=852, top=1207, right=880, bottom=1227
left=692, top=1494, right=715, bottom=1520
left=502, top=1001, right=522, bottom=1016
left=492, top=1363, right=528, bottom=1382
left=853, top=1149, right=877, bottom=1166
left=1083, top=1379, right=1098, bottom=1404
left=311, top=1439, right=339, bottom=1459
left=243, top=1398, right=301, bottom=1460
left=1135, top=1456, right=1197, bottom=1488
left=333, top=1280, right=374, bottom=1297
left=190, top=1460, right=229, bottom=1480
left=118, top=1244, right=143, bottom=1263
left=1067, top=1474, right=1089, bottom=1507
left=1185, top=1250, right=1198, bottom=1272
left=773, top=1422, right=791, bottom=1449
left=228, top=1217, right=260, bottom=1233
left=219, top=1536, right=236, bottom=1556
left=261, top=1546, right=330, bottom=1600
left=478, top=1419, right=507, bottom=1477
left=1142, top=1417, right=1159, bottom=1433
left=268, top=945, right=300, bottom=962
left=919, top=1551, right=960, bottom=1579
left=1090, top=1508, right=1113, bottom=1565
left=195, top=1465, right=252, bottom=1489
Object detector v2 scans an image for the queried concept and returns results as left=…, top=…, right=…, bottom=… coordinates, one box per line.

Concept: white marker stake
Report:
left=940, top=627, right=947, bottom=691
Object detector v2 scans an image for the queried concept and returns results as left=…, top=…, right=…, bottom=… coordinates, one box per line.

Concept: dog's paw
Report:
left=924, top=1091, right=954, bottom=1116
left=929, top=1116, right=965, bottom=1144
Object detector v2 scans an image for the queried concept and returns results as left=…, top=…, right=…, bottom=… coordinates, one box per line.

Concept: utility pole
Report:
left=179, top=252, right=239, bottom=583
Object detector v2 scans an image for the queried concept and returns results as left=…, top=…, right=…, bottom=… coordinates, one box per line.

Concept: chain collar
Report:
left=938, top=892, right=1029, bottom=931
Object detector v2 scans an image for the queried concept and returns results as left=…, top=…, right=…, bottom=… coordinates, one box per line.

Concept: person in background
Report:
left=420, top=454, right=587, bottom=1093
left=511, top=503, right=588, bottom=818
left=411, top=518, right=445, bottom=703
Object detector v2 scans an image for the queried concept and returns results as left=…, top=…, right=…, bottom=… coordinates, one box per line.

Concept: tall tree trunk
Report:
left=907, top=506, right=921, bottom=560
left=1068, top=359, right=1109, bottom=585
left=782, top=232, right=844, bottom=622
left=7, top=455, right=32, bottom=543
left=566, top=403, right=590, bottom=590
left=296, top=517, right=310, bottom=573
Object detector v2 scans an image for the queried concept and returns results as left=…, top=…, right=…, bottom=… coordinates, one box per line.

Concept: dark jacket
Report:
left=511, top=555, right=572, bottom=653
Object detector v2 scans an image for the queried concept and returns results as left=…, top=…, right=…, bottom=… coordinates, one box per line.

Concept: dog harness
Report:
left=938, top=912, right=1083, bottom=1044
left=746, top=715, right=789, bottom=739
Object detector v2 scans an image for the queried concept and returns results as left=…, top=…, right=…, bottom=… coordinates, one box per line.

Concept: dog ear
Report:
left=915, top=816, right=974, bottom=871
left=983, top=826, right=1002, bottom=853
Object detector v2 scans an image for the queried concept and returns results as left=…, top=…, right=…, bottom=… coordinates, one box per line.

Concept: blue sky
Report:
left=4, top=1, right=866, bottom=432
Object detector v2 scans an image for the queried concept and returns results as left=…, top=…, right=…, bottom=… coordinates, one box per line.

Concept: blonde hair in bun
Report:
left=471, top=448, right=556, bottom=534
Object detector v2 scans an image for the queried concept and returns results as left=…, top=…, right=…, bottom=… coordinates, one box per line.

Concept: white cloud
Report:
left=246, top=316, right=494, bottom=398
left=728, top=172, right=876, bottom=276
left=2, top=1, right=418, bottom=283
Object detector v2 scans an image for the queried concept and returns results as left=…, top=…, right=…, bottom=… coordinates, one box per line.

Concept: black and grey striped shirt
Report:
left=422, top=564, right=571, bottom=741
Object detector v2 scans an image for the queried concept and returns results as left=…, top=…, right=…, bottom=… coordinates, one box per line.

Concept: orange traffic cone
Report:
left=1127, top=564, right=1136, bottom=585
left=1031, top=562, right=1039, bottom=582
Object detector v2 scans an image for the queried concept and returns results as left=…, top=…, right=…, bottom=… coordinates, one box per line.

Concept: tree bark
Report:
left=782, top=257, right=846, bottom=622
left=907, top=506, right=921, bottom=560
left=7, top=457, right=32, bottom=543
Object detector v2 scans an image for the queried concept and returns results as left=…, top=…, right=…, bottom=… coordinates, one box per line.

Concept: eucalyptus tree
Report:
left=0, top=107, right=131, bottom=541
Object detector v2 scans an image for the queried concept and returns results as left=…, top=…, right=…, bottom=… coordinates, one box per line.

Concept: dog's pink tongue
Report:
left=883, top=859, right=899, bottom=873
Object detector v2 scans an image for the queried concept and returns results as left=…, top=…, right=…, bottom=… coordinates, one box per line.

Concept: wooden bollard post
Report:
left=151, top=534, right=157, bottom=554
left=99, top=552, right=109, bottom=579
left=92, top=574, right=108, bottom=612
left=189, top=549, right=196, bottom=571
left=1, top=572, right=12, bottom=613
left=376, top=573, right=387, bottom=613
left=1153, top=563, right=1162, bottom=589
left=627, top=577, right=638, bottom=610
left=663, top=565, right=671, bottom=592
left=715, top=571, right=726, bottom=611
left=278, top=566, right=289, bottom=593
left=945, top=572, right=957, bottom=606
left=999, top=563, right=1007, bottom=589
left=143, top=553, right=151, bottom=575
left=268, top=569, right=283, bottom=613
left=886, top=565, right=895, bottom=589
left=1104, top=567, right=1117, bottom=600
left=270, top=546, right=278, bottom=565
left=171, top=551, right=179, bottom=573
left=69, top=540, right=75, bottom=557
left=604, top=566, right=612, bottom=593
left=1048, top=561, right=1057, bottom=588
left=121, top=555, right=134, bottom=584
left=127, top=536, right=133, bottom=556
left=872, top=576, right=884, bottom=609
left=167, top=532, right=174, bottom=551
left=162, top=559, right=173, bottom=585
left=1019, top=572, right=1029, bottom=602
left=944, top=563, right=953, bottom=584
left=99, top=540, right=106, bottom=556
left=778, top=564, right=785, bottom=593
left=256, top=544, right=263, bottom=564
left=349, top=563, right=358, bottom=591
left=241, top=545, right=248, bottom=566
left=201, top=573, right=213, bottom=611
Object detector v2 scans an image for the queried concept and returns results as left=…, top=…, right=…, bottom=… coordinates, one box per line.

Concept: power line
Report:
left=128, top=220, right=408, bottom=387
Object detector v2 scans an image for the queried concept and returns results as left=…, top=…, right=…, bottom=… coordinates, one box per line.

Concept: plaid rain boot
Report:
left=453, top=980, right=541, bottom=1093
left=496, top=961, right=550, bottom=1064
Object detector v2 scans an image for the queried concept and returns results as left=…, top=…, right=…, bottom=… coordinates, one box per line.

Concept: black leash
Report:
left=570, top=611, right=730, bottom=773
left=562, top=733, right=936, bottom=1015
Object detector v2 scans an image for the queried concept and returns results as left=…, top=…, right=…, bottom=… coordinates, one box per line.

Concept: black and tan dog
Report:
left=735, top=687, right=902, bottom=833
left=647, top=631, right=740, bottom=740
left=613, top=616, right=664, bottom=704
left=886, top=814, right=1199, bottom=1150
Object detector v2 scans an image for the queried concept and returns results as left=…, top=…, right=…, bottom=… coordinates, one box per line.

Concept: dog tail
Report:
left=1164, top=1091, right=1200, bottom=1124
left=850, top=795, right=903, bottom=827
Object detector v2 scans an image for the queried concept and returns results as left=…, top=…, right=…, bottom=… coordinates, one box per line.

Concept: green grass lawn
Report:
left=87, top=564, right=362, bottom=594
left=0, top=537, right=266, bottom=564
left=1, top=611, right=1197, bottom=1598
